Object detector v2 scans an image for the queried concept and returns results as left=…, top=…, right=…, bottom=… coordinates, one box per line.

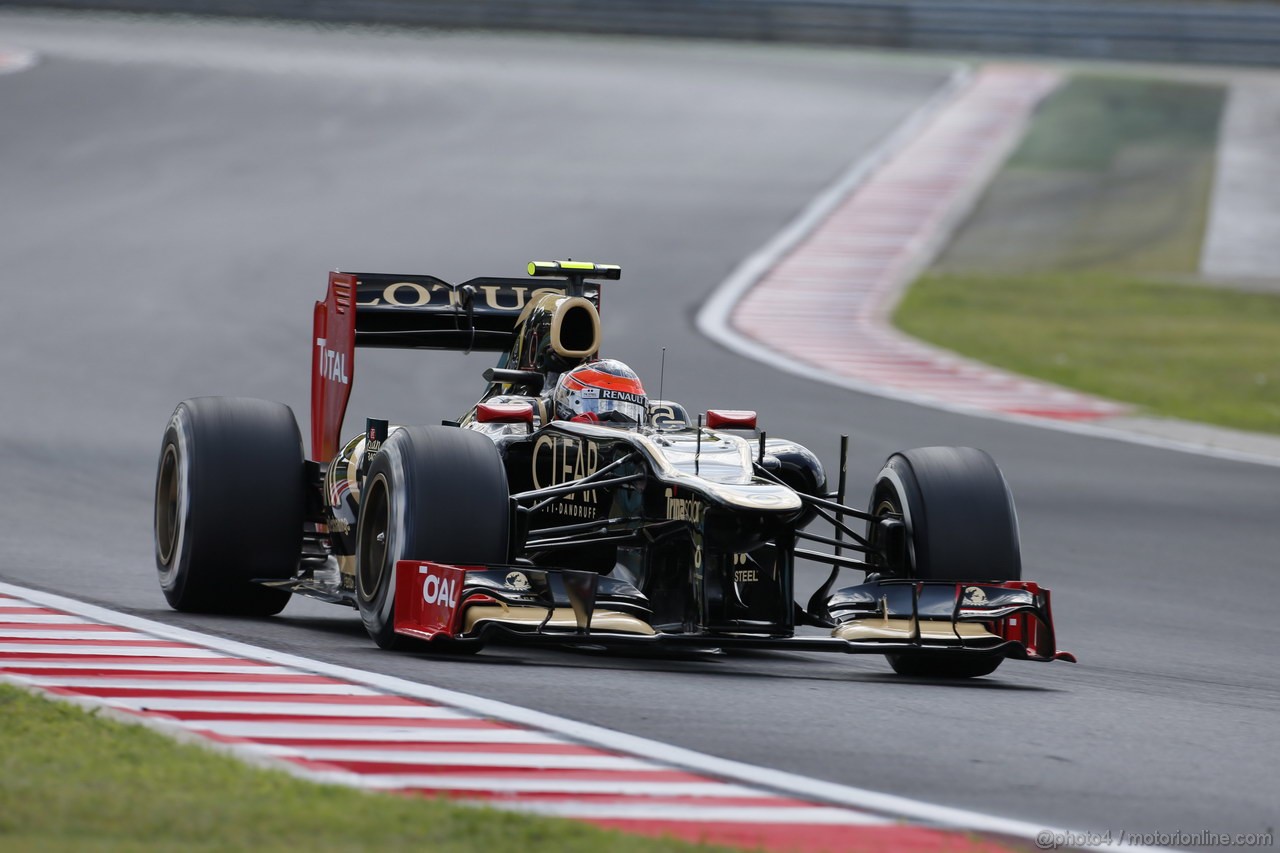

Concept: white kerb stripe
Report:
left=0, top=662, right=295, bottom=674
left=180, top=721, right=565, bottom=744
left=341, top=776, right=769, bottom=797
left=251, top=744, right=655, bottom=770
left=98, top=698, right=471, bottom=718
left=488, top=801, right=889, bottom=825
left=0, top=629, right=155, bottom=640
left=0, top=614, right=88, bottom=623
left=13, top=677, right=379, bottom=695
left=0, top=644, right=223, bottom=657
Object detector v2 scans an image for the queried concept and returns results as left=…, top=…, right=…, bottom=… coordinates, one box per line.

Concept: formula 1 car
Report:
left=153, top=261, right=1074, bottom=677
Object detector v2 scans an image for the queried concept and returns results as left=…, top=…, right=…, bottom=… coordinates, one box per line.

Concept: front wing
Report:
left=392, top=561, right=1075, bottom=664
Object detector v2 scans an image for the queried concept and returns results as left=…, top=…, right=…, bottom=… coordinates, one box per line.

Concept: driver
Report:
left=553, top=359, right=648, bottom=425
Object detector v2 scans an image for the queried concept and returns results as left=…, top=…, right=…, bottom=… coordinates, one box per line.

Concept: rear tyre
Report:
left=154, top=397, right=303, bottom=616
left=355, top=426, right=510, bottom=649
left=867, top=446, right=1021, bottom=678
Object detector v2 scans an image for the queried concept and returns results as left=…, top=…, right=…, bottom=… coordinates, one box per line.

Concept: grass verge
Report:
left=934, top=75, right=1224, bottom=277
left=897, top=272, right=1280, bottom=434
left=0, top=683, right=725, bottom=853
left=897, top=74, right=1280, bottom=434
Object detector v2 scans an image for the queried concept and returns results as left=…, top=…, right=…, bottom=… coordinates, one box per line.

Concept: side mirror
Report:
left=476, top=403, right=534, bottom=424
left=706, top=409, right=757, bottom=430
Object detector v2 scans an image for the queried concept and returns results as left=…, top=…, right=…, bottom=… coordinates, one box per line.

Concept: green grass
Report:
left=897, top=272, right=1280, bottom=434
left=934, top=76, right=1225, bottom=277
left=897, top=73, right=1280, bottom=434
left=0, top=684, right=726, bottom=853
left=1006, top=76, right=1223, bottom=173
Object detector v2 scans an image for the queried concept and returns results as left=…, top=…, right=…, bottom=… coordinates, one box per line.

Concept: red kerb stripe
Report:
left=583, top=820, right=1017, bottom=853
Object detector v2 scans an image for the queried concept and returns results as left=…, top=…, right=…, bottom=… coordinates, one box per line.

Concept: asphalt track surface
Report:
left=1, top=11, right=1276, bottom=846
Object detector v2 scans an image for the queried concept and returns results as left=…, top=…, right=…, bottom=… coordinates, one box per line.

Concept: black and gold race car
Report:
left=153, top=261, right=1074, bottom=678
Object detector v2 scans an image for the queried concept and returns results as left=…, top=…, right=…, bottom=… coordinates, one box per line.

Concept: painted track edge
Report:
left=694, top=67, right=1280, bottom=471
left=0, top=580, right=1166, bottom=852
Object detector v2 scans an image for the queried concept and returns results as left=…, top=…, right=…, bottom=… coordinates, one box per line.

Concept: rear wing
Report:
left=349, top=272, right=600, bottom=352
left=310, top=265, right=612, bottom=461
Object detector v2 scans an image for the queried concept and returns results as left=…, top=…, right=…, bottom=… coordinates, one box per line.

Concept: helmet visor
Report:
left=577, top=387, right=647, bottom=424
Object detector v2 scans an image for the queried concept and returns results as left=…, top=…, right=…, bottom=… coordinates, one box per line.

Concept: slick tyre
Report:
left=154, top=397, right=303, bottom=616
left=867, top=446, right=1021, bottom=582
left=867, top=446, right=1021, bottom=679
left=355, top=426, right=510, bottom=650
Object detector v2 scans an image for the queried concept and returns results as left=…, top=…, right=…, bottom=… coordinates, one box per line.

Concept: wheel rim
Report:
left=155, top=443, right=181, bottom=566
left=871, top=494, right=907, bottom=575
left=358, top=474, right=391, bottom=601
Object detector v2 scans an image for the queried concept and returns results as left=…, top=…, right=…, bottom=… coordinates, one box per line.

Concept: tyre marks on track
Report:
left=712, top=65, right=1129, bottom=422
left=0, top=589, right=1016, bottom=853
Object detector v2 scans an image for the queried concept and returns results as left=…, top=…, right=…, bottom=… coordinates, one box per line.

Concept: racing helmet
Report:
left=554, top=359, right=648, bottom=424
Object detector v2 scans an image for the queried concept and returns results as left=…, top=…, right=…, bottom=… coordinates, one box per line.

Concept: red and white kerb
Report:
left=0, top=588, right=1018, bottom=852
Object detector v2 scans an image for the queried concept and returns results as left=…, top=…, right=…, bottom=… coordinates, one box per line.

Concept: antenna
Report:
left=658, top=347, right=667, bottom=402
left=695, top=413, right=702, bottom=475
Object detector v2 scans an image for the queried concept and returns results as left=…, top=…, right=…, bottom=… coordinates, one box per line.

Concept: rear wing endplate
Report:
left=310, top=270, right=601, bottom=461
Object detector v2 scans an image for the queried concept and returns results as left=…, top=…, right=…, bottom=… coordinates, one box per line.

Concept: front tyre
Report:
left=154, top=397, right=303, bottom=616
left=868, top=446, right=1021, bottom=582
left=867, top=446, right=1021, bottom=678
left=355, top=426, right=510, bottom=649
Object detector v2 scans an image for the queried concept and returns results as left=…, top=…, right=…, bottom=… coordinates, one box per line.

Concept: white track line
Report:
left=698, top=66, right=970, bottom=345
left=696, top=63, right=1280, bottom=470
left=720, top=65, right=1123, bottom=420
left=0, top=581, right=1160, bottom=851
